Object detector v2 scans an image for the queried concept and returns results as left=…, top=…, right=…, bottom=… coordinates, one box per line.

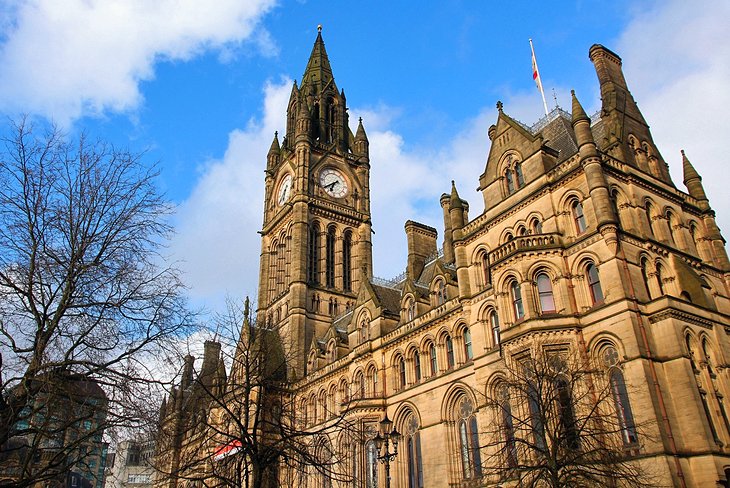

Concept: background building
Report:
left=105, top=438, right=155, bottom=488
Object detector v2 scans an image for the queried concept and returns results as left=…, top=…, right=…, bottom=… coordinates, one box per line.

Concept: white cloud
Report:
left=0, top=0, right=276, bottom=124
left=170, top=78, right=290, bottom=312
left=616, top=0, right=730, bottom=236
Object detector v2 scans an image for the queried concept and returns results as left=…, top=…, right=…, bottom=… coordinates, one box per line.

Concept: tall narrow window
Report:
left=498, top=386, right=517, bottom=467
left=527, top=375, right=546, bottom=451
left=429, top=343, right=438, bottom=376
left=436, top=280, right=447, bottom=305
left=463, top=328, right=473, bottom=361
left=531, top=218, right=543, bottom=234
left=343, top=231, right=352, bottom=292
left=326, top=227, right=336, bottom=288
left=398, top=356, right=407, bottom=390
left=515, top=162, right=524, bottom=187
left=572, top=201, right=587, bottom=234
left=603, top=345, right=638, bottom=445
left=308, top=224, right=320, bottom=284
left=490, top=311, right=501, bottom=347
left=556, top=378, right=580, bottom=449
left=406, top=298, right=416, bottom=321
left=536, top=272, right=556, bottom=313
left=640, top=258, right=652, bottom=300
left=479, top=252, right=490, bottom=288
left=413, top=351, right=421, bottom=383
left=446, top=336, right=455, bottom=369
left=645, top=204, right=654, bottom=237
left=586, top=263, right=604, bottom=304
left=506, top=171, right=515, bottom=194
left=366, top=440, right=378, bottom=488
left=655, top=263, right=665, bottom=295
left=370, top=368, right=378, bottom=397
left=511, top=281, right=524, bottom=320
left=404, top=414, right=424, bottom=488
left=457, top=397, right=482, bottom=479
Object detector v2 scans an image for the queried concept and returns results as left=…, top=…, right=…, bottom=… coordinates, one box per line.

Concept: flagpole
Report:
left=530, top=38, right=550, bottom=117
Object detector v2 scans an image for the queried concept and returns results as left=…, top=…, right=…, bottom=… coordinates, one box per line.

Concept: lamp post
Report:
left=374, top=413, right=400, bottom=488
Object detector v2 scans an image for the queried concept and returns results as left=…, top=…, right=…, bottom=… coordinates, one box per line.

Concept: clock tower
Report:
left=257, top=27, right=373, bottom=379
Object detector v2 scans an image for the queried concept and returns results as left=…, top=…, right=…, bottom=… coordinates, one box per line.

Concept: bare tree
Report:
left=154, top=297, right=357, bottom=488
left=0, top=117, right=193, bottom=486
left=481, top=346, right=657, bottom=488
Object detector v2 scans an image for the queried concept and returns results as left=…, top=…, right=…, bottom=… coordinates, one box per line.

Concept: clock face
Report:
left=319, top=168, right=348, bottom=198
left=277, top=174, right=292, bottom=206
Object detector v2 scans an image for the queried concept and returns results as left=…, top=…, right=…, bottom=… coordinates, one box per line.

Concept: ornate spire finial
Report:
left=359, top=117, right=362, bottom=123
left=496, top=100, right=503, bottom=112
left=317, top=24, right=322, bottom=33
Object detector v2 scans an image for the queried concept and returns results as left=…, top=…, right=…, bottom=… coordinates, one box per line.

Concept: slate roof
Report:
left=370, top=283, right=402, bottom=315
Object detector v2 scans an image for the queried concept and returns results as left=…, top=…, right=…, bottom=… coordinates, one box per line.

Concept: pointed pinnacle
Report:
left=681, top=149, right=701, bottom=184
left=268, top=131, right=280, bottom=154
left=571, top=90, right=589, bottom=123
left=450, top=180, right=463, bottom=209
left=355, top=117, right=368, bottom=141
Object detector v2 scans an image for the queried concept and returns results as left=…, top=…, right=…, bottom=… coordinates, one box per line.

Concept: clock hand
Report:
left=325, top=181, right=337, bottom=191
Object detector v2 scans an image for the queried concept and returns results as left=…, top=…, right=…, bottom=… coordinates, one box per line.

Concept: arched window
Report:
left=406, top=298, right=416, bottom=321
left=340, top=379, right=350, bottom=404
left=610, top=189, right=622, bottom=229
left=505, top=171, right=515, bottom=194
left=356, top=372, right=365, bottom=399
left=490, top=311, right=501, bottom=347
left=555, top=377, right=580, bottom=450
left=343, top=231, right=352, bottom=291
left=463, top=328, right=473, bottom=361
left=655, top=263, right=665, bottom=295
left=435, top=280, right=447, bottom=305
left=366, top=440, right=378, bottom=488
left=398, top=356, right=407, bottom=390
left=413, top=351, right=421, bottom=383
left=536, top=272, right=556, bottom=313
left=515, top=162, right=524, bottom=187
left=326, top=226, right=336, bottom=288
left=666, top=211, right=677, bottom=245
left=644, top=203, right=654, bottom=238
left=572, top=200, right=587, bottom=234
left=601, top=345, right=638, bottom=445
left=531, top=218, right=543, bottom=234
left=428, top=342, right=438, bottom=376
left=403, top=413, right=424, bottom=488
left=510, top=280, right=524, bottom=320
left=517, top=225, right=527, bottom=236
left=704, top=340, right=730, bottom=435
left=456, top=397, right=482, bottom=479
left=640, top=258, right=652, bottom=300
left=586, top=263, right=604, bottom=304
left=360, top=318, right=369, bottom=343
left=445, top=335, right=455, bottom=369
left=498, top=385, right=517, bottom=467
left=308, top=223, right=320, bottom=284
left=479, top=251, right=490, bottom=288
left=369, top=368, right=378, bottom=397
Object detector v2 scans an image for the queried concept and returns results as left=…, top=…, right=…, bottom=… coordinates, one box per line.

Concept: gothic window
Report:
left=515, top=162, right=524, bottom=187
left=445, top=335, right=455, bottom=369
left=456, top=397, right=482, bottom=480
left=517, top=225, right=527, bottom=236
left=360, top=317, right=369, bottom=343
left=610, top=189, right=622, bottom=229
left=343, top=231, right=352, bottom=291
left=326, top=97, right=336, bottom=144
left=586, top=262, right=604, bottom=304
left=326, top=226, right=336, bottom=288
left=510, top=280, right=524, bottom=320
left=644, top=203, right=654, bottom=238
left=398, top=355, right=407, bottom=390
left=640, top=258, right=652, bottom=300
left=339, top=378, right=350, bottom=404
left=526, top=364, right=547, bottom=451
left=490, top=310, right=501, bottom=347
left=531, top=218, right=543, bottom=234
left=308, top=223, right=320, bottom=284
left=666, top=210, right=677, bottom=245
left=366, top=440, right=378, bottom=488
left=463, top=327, right=473, bottom=361
left=655, top=263, right=665, bottom=295
left=555, top=377, right=579, bottom=450
left=369, top=367, right=378, bottom=397
left=505, top=170, right=515, bottom=194
left=536, top=272, right=556, bottom=313
left=403, top=413, right=424, bottom=488
left=413, top=350, right=421, bottom=383
left=479, top=251, right=490, bottom=288
left=602, top=345, right=638, bottom=445
left=498, top=386, right=518, bottom=467
left=406, top=297, right=416, bottom=321
left=435, top=280, right=447, bottom=305
left=572, top=200, right=587, bottom=234
left=357, top=372, right=366, bottom=399
left=428, top=342, right=438, bottom=376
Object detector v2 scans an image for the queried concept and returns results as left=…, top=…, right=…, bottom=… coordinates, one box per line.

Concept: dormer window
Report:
left=435, top=280, right=447, bottom=305
left=502, top=154, right=525, bottom=195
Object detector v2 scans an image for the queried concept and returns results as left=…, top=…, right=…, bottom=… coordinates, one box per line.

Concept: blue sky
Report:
left=1, top=0, right=728, bottom=318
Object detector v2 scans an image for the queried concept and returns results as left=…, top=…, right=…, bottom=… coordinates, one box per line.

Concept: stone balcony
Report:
left=488, top=233, right=563, bottom=266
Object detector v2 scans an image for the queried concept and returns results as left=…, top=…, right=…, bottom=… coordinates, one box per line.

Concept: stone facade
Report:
left=163, top=30, right=730, bottom=488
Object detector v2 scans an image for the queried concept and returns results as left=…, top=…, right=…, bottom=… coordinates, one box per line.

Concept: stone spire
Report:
left=681, top=150, right=708, bottom=207
left=301, top=25, right=336, bottom=95
left=267, top=131, right=280, bottom=169
left=354, top=117, right=369, bottom=156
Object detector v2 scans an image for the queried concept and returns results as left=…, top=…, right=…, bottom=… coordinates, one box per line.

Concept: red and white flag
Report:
left=529, top=39, right=549, bottom=116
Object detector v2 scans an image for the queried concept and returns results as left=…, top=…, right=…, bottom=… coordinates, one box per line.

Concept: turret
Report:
left=440, top=193, right=454, bottom=264
left=449, top=181, right=471, bottom=298
left=572, top=90, right=619, bottom=249
left=449, top=180, right=466, bottom=232
left=181, top=354, right=194, bottom=390
left=404, top=221, right=437, bottom=281
left=267, top=132, right=281, bottom=170
left=354, top=117, right=369, bottom=157
left=682, top=150, right=709, bottom=210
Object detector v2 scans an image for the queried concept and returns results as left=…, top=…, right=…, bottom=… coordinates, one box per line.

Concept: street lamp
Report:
left=375, top=413, right=400, bottom=488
